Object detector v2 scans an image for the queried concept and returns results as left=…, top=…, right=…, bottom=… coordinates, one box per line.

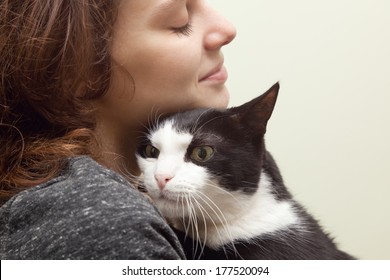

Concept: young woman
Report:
left=0, top=0, right=236, bottom=259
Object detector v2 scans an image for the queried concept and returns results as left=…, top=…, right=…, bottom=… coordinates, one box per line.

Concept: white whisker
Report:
left=186, top=194, right=199, bottom=259
left=203, top=179, right=242, bottom=203
left=191, top=112, right=228, bottom=136
left=190, top=193, right=232, bottom=254
left=190, top=193, right=230, bottom=259
left=189, top=193, right=208, bottom=259
left=190, top=109, right=211, bottom=134
left=194, top=192, right=243, bottom=260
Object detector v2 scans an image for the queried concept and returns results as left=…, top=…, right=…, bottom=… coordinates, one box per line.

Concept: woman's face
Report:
left=103, top=0, right=236, bottom=127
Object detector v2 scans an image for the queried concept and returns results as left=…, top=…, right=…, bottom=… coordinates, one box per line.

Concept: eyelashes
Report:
left=172, top=22, right=193, bottom=36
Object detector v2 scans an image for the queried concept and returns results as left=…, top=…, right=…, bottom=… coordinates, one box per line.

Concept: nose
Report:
left=204, top=7, right=237, bottom=50
left=155, top=174, right=174, bottom=190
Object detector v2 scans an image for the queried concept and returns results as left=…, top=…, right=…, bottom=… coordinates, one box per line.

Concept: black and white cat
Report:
left=136, top=83, right=354, bottom=260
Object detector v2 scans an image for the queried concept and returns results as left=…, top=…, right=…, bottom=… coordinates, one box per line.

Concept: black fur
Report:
left=139, top=83, right=354, bottom=259
left=170, top=109, right=264, bottom=194
left=174, top=151, right=354, bottom=259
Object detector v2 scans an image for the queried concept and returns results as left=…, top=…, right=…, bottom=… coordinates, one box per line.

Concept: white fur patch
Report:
left=198, top=172, right=300, bottom=248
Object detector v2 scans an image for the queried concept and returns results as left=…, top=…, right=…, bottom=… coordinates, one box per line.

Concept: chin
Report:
left=155, top=198, right=190, bottom=219
left=200, top=87, right=230, bottom=109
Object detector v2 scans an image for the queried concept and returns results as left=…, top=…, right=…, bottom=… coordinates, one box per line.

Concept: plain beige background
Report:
left=208, top=0, right=390, bottom=259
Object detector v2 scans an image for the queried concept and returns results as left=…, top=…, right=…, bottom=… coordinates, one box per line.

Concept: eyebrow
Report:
left=153, top=0, right=184, bottom=15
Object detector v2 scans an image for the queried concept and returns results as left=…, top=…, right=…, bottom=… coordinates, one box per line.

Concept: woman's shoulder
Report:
left=0, top=156, right=185, bottom=259
left=9, top=156, right=150, bottom=214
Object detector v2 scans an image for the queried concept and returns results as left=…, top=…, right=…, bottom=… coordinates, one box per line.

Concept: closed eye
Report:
left=172, top=22, right=193, bottom=36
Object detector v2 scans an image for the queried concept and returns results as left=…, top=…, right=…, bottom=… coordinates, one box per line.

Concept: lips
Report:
left=199, top=62, right=228, bottom=83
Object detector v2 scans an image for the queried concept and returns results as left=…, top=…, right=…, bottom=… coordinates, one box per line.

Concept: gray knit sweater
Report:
left=0, top=156, right=185, bottom=259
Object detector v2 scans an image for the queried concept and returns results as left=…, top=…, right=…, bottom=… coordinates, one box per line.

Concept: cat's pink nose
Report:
left=155, top=174, right=173, bottom=190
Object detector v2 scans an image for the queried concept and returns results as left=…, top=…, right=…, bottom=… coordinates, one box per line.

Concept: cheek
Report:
left=132, top=57, right=200, bottom=111
left=137, top=157, right=159, bottom=192
left=171, top=163, right=209, bottom=190
left=107, top=58, right=202, bottom=125
left=117, top=34, right=200, bottom=90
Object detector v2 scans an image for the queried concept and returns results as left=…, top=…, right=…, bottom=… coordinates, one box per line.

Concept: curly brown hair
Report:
left=0, top=0, right=118, bottom=204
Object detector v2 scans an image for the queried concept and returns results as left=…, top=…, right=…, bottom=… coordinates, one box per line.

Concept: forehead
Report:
left=149, top=109, right=231, bottom=147
left=148, top=109, right=228, bottom=152
left=150, top=120, right=193, bottom=153
left=116, top=0, right=184, bottom=19
left=171, top=108, right=234, bottom=137
left=153, top=0, right=185, bottom=13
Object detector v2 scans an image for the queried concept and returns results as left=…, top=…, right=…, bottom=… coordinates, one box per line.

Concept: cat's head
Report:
left=136, top=83, right=279, bottom=221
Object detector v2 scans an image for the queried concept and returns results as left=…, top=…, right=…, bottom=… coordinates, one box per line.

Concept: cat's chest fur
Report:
left=136, top=83, right=354, bottom=259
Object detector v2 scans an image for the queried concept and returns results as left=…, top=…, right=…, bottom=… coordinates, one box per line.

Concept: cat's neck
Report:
left=172, top=171, right=301, bottom=249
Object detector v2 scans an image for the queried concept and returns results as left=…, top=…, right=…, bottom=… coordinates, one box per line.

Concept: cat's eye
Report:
left=144, top=145, right=160, bottom=158
left=191, top=146, right=214, bottom=162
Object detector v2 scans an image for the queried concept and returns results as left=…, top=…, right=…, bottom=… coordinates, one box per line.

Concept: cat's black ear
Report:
left=230, top=82, right=279, bottom=135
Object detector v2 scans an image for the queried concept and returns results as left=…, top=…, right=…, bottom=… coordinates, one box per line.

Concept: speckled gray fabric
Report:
left=0, top=156, right=185, bottom=259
